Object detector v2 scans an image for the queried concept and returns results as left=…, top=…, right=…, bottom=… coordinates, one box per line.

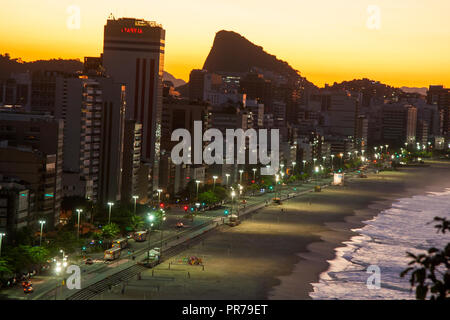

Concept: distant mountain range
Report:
left=0, top=53, right=184, bottom=87
left=162, top=72, right=186, bottom=87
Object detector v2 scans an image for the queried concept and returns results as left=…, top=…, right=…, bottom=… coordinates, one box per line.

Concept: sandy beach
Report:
left=96, top=160, right=450, bottom=300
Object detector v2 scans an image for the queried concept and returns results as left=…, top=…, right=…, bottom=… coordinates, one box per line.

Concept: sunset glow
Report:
left=1, top=0, right=449, bottom=87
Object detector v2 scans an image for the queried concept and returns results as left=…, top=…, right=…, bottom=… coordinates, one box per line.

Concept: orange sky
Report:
left=1, top=0, right=449, bottom=88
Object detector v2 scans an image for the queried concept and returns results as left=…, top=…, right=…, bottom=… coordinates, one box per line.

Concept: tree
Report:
left=0, top=258, right=13, bottom=279
left=101, top=223, right=120, bottom=240
left=129, top=215, right=145, bottom=231
left=400, top=217, right=450, bottom=300
left=27, top=246, right=50, bottom=267
left=198, top=191, right=219, bottom=205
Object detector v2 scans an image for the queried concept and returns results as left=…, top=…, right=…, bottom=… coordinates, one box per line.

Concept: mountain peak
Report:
left=203, top=30, right=299, bottom=79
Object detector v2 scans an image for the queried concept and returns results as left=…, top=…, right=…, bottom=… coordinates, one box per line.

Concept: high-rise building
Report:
left=121, top=120, right=142, bottom=203
left=0, top=144, right=59, bottom=227
left=0, top=175, right=32, bottom=237
left=54, top=75, right=126, bottom=203
left=426, top=85, right=450, bottom=138
left=382, top=104, right=417, bottom=147
left=0, top=111, right=63, bottom=227
left=102, top=17, right=165, bottom=194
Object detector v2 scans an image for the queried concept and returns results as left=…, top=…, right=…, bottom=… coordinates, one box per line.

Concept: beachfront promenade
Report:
left=2, top=171, right=362, bottom=300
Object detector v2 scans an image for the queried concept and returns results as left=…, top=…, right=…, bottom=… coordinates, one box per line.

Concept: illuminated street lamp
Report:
left=0, top=232, right=5, bottom=257
left=330, top=154, right=335, bottom=170
left=292, top=162, right=296, bottom=174
left=132, top=195, right=139, bottom=215
left=39, top=220, right=46, bottom=246
left=76, top=209, right=82, bottom=240
left=157, top=189, right=163, bottom=203
left=225, top=173, right=230, bottom=186
left=302, top=160, right=306, bottom=172
left=231, top=190, right=236, bottom=215
left=239, top=169, right=244, bottom=184
left=147, top=214, right=155, bottom=261
left=252, top=168, right=257, bottom=180
left=195, top=180, right=200, bottom=199
left=107, top=202, right=114, bottom=224
left=212, top=176, right=218, bottom=191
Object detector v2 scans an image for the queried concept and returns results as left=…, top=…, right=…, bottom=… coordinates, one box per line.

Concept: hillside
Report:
left=203, top=30, right=300, bottom=79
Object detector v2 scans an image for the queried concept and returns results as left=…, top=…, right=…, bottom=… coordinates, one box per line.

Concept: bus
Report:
left=133, top=231, right=148, bottom=242
left=112, top=238, right=128, bottom=250
left=104, top=247, right=121, bottom=261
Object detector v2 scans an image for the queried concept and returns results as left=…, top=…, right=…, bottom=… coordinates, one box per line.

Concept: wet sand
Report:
left=97, top=160, right=450, bottom=300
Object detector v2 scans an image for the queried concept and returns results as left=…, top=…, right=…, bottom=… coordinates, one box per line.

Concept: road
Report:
left=1, top=171, right=365, bottom=300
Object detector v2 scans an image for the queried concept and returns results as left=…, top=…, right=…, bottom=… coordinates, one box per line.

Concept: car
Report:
left=24, top=285, right=33, bottom=294
left=85, top=258, right=94, bottom=265
left=176, top=222, right=184, bottom=229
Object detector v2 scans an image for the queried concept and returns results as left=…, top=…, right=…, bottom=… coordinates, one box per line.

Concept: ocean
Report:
left=309, top=188, right=450, bottom=300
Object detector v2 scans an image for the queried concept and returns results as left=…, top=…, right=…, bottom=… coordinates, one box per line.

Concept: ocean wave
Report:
left=309, top=189, right=450, bottom=300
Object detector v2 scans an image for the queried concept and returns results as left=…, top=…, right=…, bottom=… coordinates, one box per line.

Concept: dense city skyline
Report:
left=1, top=0, right=450, bottom=88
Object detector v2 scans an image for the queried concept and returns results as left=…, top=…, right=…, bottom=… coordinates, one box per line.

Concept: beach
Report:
left=97, top=160, right=450, bottom=300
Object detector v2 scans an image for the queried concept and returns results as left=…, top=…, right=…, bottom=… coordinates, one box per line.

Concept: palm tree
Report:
left=129, top=215, right=145, bottom=231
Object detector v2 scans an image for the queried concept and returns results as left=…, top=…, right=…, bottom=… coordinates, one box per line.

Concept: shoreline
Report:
left=96, top=160, right=450, bottom=300
left=269, top=159, right=450, bottom=300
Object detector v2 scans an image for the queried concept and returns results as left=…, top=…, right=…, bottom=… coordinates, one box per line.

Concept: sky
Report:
left=1, top=0, right=449, bottom=88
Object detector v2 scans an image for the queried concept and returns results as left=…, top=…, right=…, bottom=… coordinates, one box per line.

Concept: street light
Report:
left=212, top=176, right=218, bottom=191
left=76, top=209, right=82, bottom=240
left=147, top=214, right=155, bottom=261
left=195, top=180, right=200, bottom=199
left=157, top=189, right=163, bottom=203
left=107, top=202, right=114, bottom=224
left=132, top=195, right=139, bottom=215
left=39, top=220, right=46, bottom=246
left=302, top=160, right=306, bottom=172
left=225, top=173, right=230, bottom=186
left=252, top=168, right=257, bottom=180
left=331, top=154, right=335, bottom=171
left=239, top=169, right=244, bottom=184
left=314, top=166, right=319, bottom=185
left=231, top=190, right=236, bottom=215
left=292, top=162, right=296, bottom=174
left=0, top=232, right=5, bottom=257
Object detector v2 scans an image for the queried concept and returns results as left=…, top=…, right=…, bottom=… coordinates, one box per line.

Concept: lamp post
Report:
left=315, top=166, right=319, bottom=185
left=212, top=176, right=218, bottom=191
left=147, top=214, right=155, bottom=262
left=157, top=189, right=163, bottom=203
left=132, top=195, right=139, bottom=215
left=195, top=180, right=200, bottom=200
left=331, top=154, right=335, bottom=171
left=231, top=190, right=236, bottom=216
left=159, top=215, right=166, bottom=260
left=107, top=202, right=114, bottom=224
left=239, top=169, right=244, bottom=184
left=252, top=168, right=257, bottom=180
left=302, top=160, right=306, bottom=173
left=292, top=162, right=296, bottom=175
left=0, top=232, right=5, bottom=257
left=275, top=174, right=279, bottom=198
left=76, top=209, right=82, bottom=240
left=39, top=220, right=45, bottom=246
left=225, top=173, right=230, bottom=186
